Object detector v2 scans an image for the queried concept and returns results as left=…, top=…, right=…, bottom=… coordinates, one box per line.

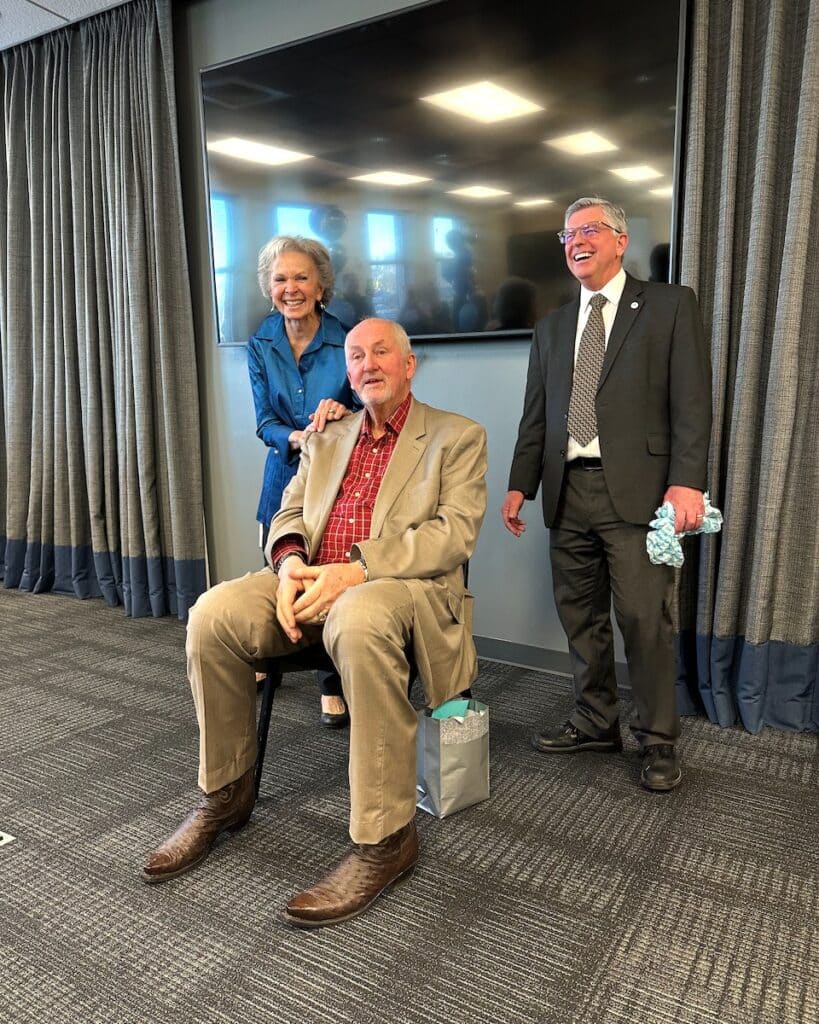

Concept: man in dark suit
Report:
left=502, top=197, right=711, bottom=791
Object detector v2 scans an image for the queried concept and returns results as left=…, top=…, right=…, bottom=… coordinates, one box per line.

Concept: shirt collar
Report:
left=361, top=393, right=413, bottom=439
left=263, top=310, right=343, bottom=351
left=580, top=267, right=627, bottom=311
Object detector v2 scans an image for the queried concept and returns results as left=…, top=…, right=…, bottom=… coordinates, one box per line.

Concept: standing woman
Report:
left=248, top=236, right=357, bottom=728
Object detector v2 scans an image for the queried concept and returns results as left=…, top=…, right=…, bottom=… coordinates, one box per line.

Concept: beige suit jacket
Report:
left=265, top=396, right=488, bottom=706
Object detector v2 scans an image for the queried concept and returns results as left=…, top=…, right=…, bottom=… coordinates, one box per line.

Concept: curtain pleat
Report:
left=0, top=0, right=207, bottom=620
left=677, top=0, right=819, bottom=732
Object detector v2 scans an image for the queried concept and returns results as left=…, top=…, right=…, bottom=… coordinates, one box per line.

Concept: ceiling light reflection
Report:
left=610, top=165, right=663, bottom=181
left=422, top=81, right=543, bottom=123
left=351, top=171, right=432, bottom=186
left=207, top=137, right=312, bottom=165
left=546, top=131, right=618, bottom=155
left=447, top=186, right=510, bottom=199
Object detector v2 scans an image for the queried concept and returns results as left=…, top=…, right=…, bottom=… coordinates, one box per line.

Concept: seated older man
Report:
left=142, top=318, right=487, bottom=928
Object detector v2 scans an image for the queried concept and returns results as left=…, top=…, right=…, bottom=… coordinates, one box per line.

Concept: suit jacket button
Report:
left=559, top=449, right=565, bottom=456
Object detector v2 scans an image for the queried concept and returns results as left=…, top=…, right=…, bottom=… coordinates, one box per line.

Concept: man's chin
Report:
left=362, top=386, right=388, bottom=403
left=568, top=263, right=595, bottom=284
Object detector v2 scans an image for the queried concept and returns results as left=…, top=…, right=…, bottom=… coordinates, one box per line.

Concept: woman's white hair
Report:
left=256, top=235, right=335, bottom=302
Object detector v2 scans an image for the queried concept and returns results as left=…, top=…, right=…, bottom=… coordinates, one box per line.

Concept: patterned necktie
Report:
left=567, top=293, right=607, bottom=446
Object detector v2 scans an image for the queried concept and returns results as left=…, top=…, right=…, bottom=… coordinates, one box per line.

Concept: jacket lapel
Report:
left=370, top=398, right=427, bottom=537
left=312, top=413, right=362, bottom=530
left=554, top=298, right=580, bottom=403
left=598, top=274, right=644, bottom=390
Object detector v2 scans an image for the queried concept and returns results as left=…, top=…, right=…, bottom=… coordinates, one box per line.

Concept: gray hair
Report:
left=346, top=318, right=413, bottom=358
left=564, top=197, right=628, bottom=234
left=257, top=235, right=335, bottom=302
left=389, top=320, right=412, bottom=358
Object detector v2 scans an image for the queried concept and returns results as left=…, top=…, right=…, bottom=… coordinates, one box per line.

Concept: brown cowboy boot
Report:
left=141, top=767, right=255, bottom=884
left=283, top=819, right=418, bottom=928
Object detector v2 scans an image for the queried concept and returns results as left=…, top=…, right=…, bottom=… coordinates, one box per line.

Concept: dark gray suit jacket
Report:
left=509, top=273, right=712, bottom=526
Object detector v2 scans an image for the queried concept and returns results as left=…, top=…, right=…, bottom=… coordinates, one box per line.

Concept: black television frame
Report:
left=198, top=0, right=690, bottom=345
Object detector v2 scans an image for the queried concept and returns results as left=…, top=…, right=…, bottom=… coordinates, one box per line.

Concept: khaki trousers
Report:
left=186, top=568, right=425, bottom=844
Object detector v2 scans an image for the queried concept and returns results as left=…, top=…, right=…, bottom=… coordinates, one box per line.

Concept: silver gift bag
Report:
left=416, top=699, right=490, bottom=818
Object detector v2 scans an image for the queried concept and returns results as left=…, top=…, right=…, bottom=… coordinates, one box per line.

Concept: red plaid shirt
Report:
left=271, top=394, right=412, bottom=570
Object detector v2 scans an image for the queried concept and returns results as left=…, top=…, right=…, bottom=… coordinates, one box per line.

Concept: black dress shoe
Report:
left=640, top=744, right=682, bottom=791
left=531, top=720, right=622, bottom=754
left=320, top=708, right=350, bottom=729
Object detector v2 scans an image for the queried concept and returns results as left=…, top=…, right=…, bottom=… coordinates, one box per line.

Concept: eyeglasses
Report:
left=557, top=221, right=620, bottom=245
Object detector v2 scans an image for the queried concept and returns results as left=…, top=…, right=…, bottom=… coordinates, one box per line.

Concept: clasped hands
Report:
left=288, top=399, right=351, bottom=452
left=276, top=557, right=366, bottom=643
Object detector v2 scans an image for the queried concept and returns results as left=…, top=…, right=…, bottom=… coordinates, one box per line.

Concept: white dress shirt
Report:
left=566, top=267, right=627, bottom=461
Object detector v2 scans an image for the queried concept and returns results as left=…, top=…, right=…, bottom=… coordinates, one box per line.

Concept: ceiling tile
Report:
left=0, top=2, right=65, bottom=50
left=0, top=0, right=128, bottom=52
left=40, top=1, right=126, bottom=18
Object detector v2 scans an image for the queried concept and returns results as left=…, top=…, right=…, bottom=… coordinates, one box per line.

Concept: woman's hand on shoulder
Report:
left=308, top=398, right=352, bottom=433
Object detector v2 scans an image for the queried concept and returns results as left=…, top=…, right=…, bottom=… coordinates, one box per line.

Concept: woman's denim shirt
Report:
left=247, top=310, right=358, bottom=525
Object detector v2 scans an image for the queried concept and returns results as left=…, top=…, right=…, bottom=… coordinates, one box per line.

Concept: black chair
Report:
left=254, top=564, right=471, bottom=797
left=255, top=645, right=336, bottom=797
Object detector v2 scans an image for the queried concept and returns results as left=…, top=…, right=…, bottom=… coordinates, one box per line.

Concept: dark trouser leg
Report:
left=602, top=520, right=677, bottom=747
left=550, top=468, right=619, bottom=736
left=317, top=669, right=344, bottom=698
left=551, top=464, right=678, bottom=746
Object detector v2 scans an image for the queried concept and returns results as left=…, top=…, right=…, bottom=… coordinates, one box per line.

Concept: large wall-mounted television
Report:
left=200, top=0, right=683, bottom=343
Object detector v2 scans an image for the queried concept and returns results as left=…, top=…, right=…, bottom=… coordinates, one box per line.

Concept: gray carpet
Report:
left=1, top=586, right=817, bottom=1024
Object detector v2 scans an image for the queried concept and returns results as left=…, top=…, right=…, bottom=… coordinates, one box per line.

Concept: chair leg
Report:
left=255, top=667, right=282, bottom=797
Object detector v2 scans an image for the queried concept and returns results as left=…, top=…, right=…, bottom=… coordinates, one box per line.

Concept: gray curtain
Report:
left=0, top=0, right=207, bottom=619
left=677, top=0, right=818, bottom=730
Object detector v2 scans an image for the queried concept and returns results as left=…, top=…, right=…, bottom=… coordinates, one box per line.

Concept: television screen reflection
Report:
left=201, top=0, right=681, bottom=343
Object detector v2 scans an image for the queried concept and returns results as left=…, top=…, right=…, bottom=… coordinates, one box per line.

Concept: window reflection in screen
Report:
left=367, top=212, right=402, bottom=320
left=209, top=194, right=233, bottom=340
left=276, top=205, right=313, bottom=238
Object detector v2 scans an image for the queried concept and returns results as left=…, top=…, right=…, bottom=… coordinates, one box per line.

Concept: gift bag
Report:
left=416, top=698, right=490, bottom=818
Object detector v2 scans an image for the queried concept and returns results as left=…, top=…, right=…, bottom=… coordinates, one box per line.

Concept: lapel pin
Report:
left=630, top=301, right=639, bottom=309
